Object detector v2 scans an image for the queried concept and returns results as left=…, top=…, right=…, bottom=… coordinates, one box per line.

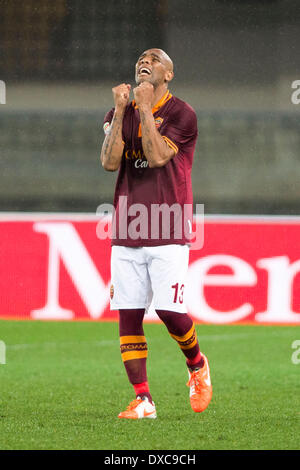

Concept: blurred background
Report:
left=0, top=0, right=299, bottom=214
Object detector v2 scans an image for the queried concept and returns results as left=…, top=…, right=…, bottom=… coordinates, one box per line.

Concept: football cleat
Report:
left=118, top=396, right=157, bottom=419
left=187, top=354, right=212, bottom=413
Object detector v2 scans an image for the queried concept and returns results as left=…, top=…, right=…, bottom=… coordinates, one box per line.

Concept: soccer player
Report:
left=100, top=48, right=212, bottom=419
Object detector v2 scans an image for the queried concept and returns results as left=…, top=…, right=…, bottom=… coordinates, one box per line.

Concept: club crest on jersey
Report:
left=103, top=121, right=111, bottom=135
left=110, top=284, right=114, bottom=299
left=154, top=117, right=164, bottom=128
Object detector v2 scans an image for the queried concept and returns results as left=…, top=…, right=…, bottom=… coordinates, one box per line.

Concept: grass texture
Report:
left=0, top=320, right=299, bottom=450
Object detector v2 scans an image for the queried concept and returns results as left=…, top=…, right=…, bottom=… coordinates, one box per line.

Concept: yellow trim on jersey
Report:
left=132, top=90, right=172, bottom=114
left=162, top=136, right=179, bottom=154
left=134, top=91, right=173, bottom=139
left=152, top=91, right=172, bottom=114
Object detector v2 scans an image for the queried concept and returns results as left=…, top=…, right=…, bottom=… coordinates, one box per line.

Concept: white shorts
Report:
left=110, top=244, right=189, bottom=313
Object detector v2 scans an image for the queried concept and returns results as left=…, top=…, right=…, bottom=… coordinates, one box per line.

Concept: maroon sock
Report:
left=119, top=309, right=153, bottom=402
left=156, top=310, right=204, bottom=370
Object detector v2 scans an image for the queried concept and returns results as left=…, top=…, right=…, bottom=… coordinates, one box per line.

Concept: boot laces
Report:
left=188, top=370, right=202, bottom=392
left=126, top=398, right=142, bottom=411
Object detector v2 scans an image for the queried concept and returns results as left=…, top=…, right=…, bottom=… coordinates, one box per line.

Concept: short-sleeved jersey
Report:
left=103, top=91, right=198, bottom=247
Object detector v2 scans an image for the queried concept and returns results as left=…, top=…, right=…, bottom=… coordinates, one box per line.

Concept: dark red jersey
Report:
left=103, top=90, right=198, bottom=247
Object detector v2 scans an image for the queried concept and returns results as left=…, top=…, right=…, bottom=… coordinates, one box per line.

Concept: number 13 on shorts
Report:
left=172, top=283, right=185, bottom=304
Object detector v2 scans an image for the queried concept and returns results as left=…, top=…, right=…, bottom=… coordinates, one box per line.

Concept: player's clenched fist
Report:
left=133, top=82, right=154, bottom=109
left=112, top=83, right=131, bottom=110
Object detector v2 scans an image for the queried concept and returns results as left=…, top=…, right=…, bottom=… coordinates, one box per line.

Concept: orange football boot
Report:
left=118, top=396, right=157, bottom=419
left=187, top=354, right=212, bottom=413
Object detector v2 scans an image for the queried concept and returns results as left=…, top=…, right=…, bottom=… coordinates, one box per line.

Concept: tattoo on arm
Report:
left=104, top=115, right=121, bottom=155
left=101, top=112, right=124, bottom=169
left=139, top=110, right=154, bottom=157
left=139, top=109, right=170, bottom=166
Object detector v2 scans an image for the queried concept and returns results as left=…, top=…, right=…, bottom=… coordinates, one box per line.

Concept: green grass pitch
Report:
left=0, top=320, right=299, bottom=450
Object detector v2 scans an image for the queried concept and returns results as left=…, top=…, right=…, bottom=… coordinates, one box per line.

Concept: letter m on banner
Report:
left=31, top=223, right=110, bottom=320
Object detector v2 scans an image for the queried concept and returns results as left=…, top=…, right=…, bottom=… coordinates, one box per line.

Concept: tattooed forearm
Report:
left=100, top=110, right=125, bottom=171
left=139, top=108, right=174, bottom=168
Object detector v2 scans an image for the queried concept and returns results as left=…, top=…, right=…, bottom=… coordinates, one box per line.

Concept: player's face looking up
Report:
left=135, top=49, right=174, bottom=88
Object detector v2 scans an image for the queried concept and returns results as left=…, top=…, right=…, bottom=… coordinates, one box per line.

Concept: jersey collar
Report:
left=132, top=90, right=172, bottom=114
